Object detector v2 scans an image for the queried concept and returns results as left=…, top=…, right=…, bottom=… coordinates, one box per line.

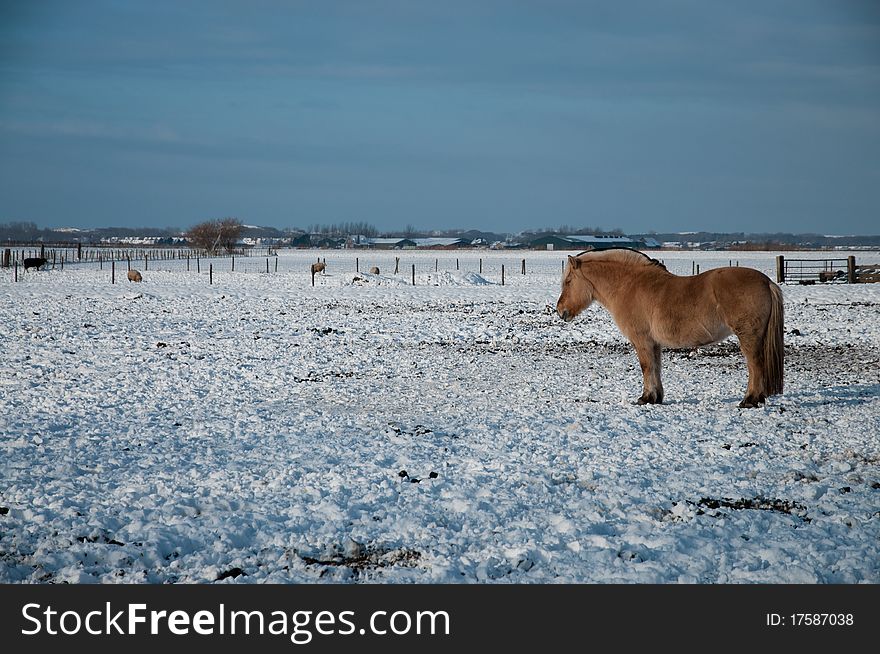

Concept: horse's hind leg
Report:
left=634, top=341, right=663, bottom=405
left=736, top=332, right=767, bottom=408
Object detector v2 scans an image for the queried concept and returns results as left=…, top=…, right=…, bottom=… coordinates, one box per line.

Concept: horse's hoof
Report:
left=738, top=398, right=763, bottom=409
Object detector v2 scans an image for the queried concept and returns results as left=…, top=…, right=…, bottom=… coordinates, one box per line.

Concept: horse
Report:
left=311, top=262, right=326, bottom=275
left=369, top=266, right=380, bottom=275
left=23, top=257, right=47, bottom=271
left=127, top=269, right=143, bottom=282
left=555, top=248, right=784, bottom=408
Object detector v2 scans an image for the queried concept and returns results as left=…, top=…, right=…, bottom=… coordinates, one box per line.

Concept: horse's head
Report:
left=556, top=255, right=594, bottom=322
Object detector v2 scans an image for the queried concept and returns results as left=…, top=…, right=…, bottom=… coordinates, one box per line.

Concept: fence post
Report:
left=501, top=264, right=505, bottom=286
left=232, top=256, right=235, bottom=272
left=456, top=258, right=459, bottom=270
left=435, top=258, right=438, bottom=272
left=776, top=255, right=785, bottom=284
left=266, top=258, right=270, bottom=274
left=412, top=264, right=415, bottom=285
left=145, top=254, right=148, bottom=271
left=197, top=256, right=200, bottom=273
left=479, top=258, right=482, bottom=274
left=210, top=264, right=213, bottom=285
left=521, top=258, right=526, bottom=275
left=111, top=260, right=115, bottom=284
left=2, top=248, right=9, bottom=268
left=356, top=257, right=359, bottom=272
left=275, top=257, right=278, bottom=273
left=847, top=256, right=856, bottom=284
left=14, top=260, right=17, bottom=282
left=394, top=257, right=400, bottom=274
left=696, top=264, right=700, bottom=275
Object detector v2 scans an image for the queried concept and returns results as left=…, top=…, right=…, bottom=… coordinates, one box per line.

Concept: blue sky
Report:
left=1, top=1, right=879, bottom=234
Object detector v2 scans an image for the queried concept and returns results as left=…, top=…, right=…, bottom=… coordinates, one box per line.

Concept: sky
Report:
left=1, top=1, right=879, bottom=235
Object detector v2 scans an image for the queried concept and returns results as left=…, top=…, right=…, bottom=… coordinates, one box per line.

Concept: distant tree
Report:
left=185, top=217, right=243, bottom=253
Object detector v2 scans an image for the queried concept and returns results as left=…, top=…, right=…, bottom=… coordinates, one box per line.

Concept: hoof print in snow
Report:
left=429, top=471, right=438, bottom=479
left=0, top=507, right=8, bottom=515
left=698, top=497, right=811, bottom=523
left=398, top=470, right=408, bottom=478
left=156, top=342, right=168, bottom=348
left=298, top=545, right=421, bottom=574
left=839, top=486, right=852, bottom=494
left=386, top=423, right=433, bottom=438
left=217, top=567, right=247, bottom=581
left=789, top=328, right=801, bottom=336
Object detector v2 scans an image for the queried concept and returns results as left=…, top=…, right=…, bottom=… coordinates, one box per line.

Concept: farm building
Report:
left=411, top=237, right=472, bottom=249
left=363, top=238, right=418, bottom=250
left=527, top=234, right=646, bottom=250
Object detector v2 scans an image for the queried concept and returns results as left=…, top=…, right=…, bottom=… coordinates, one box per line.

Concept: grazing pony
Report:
left=311, top=262, right=326, bottom=275
left=556, top=248, right=784, bottom=408
left=127, top=269, right=143, bottom=282
left=24, top=257, right=47, bottom=271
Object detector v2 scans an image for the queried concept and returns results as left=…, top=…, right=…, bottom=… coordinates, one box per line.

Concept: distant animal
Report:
left=818, top=270, right=844, bottom=283
left=311, top=262, right=326, bottom=275
left=369, top=266, right=380, bottom=275
left=556, top=248, right=784, bottom=408
left=23, top=257, right=47, bottom=271
left=127, top=269, right=143, bottom=282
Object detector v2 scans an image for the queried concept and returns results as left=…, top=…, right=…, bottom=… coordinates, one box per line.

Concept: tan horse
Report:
left=556, top=248, right=784, bottom=408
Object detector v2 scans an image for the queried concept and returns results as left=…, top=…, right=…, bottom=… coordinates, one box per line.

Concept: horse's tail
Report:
left=764, top=282, right=784, bottom=396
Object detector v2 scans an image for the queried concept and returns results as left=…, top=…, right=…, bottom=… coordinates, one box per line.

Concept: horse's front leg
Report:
left=633, top=340, right=664, bottom=405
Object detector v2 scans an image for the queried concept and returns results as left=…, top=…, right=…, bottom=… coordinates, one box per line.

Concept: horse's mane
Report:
left=574, top=247, right=667, bottom=271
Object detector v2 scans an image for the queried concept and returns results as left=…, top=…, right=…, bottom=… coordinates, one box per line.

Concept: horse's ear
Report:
left=568, top=255, right=580, bottom=270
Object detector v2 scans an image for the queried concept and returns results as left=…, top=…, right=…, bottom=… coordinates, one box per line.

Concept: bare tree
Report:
left=185, top=218, right=243, bottom=253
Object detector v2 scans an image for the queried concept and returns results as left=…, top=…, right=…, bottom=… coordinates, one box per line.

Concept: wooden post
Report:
left=275, top=257, right=278, bottom=273
left=99, top=255, right=103, bottom=270
left=210, top=264, right=213, bottom=285
left=501, top=264, right=505, bottom=286
left=776, top=255, right=784, bottom=284
left=479, top=258, right=482, bottom=274
left=394, top=257, right=399, bottom=274
left=847, top=256, right=856, bottom=284
left=311, top=269, right=315, bottom=286
left=2, top=248, right=9, bottom=268
left=696, top=264, right=700, bottom=275
left=456, top=258, right=459, bottom=270
left=14, top=260, right=17, bottom=282
left=521, top=258, right=526, bottom=275
left=691, top=261, right=695, bottom=275
left=197, top=256, right=200, bottom=273
left=60, top=256, right=64, bottom=271
left=412, top=264, right=415, bottom=285
left=266, top=257, right=270, bottom=273
left=77, top=242, right=82, bottom=260
left=145, top=254, right=148, bottom=271
left=232, top=255, right=235, bottom=272
left=356, top=257, right=359, bottom=272
left=187, top=256, right=190, bottom=271
left=127, top=257, right=131, bottom=272
left=111, top=260, right=115, bottom=284
left=435, top=258, right=438, bottom=272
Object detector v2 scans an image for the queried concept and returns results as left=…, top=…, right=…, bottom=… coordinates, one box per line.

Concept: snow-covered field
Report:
left=2, top=249, right=879, bottom=583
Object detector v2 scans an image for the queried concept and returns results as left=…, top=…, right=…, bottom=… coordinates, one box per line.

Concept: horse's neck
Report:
left=587, top=262, right=652, bottom=308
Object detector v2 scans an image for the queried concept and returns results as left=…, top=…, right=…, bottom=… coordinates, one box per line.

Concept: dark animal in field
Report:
left=369, top=266, right=380, bottom=275
left=556, top=248, right=784, bottom=408
left=311, top=262, right=326, bottom=275
left=127, top=269, right=143, bottom=282
left=23, top=257, right=47, bottom=271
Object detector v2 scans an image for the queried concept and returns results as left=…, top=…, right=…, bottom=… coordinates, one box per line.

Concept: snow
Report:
left=1, top=249, right=879, bottom=584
